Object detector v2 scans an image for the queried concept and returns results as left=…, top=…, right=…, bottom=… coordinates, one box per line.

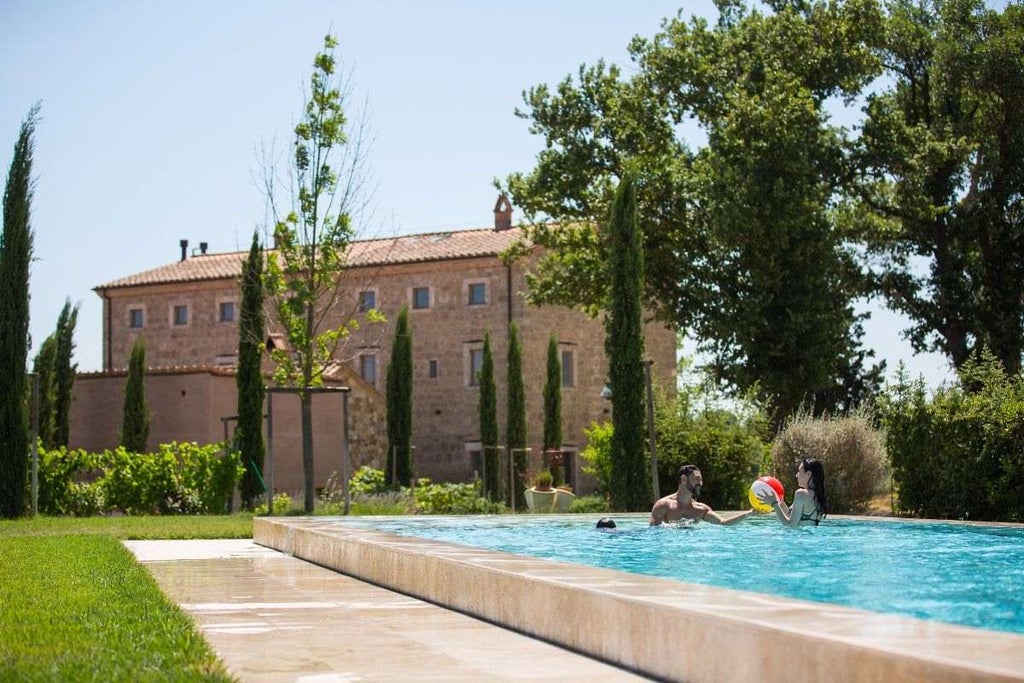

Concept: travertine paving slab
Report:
left=127, top=539, right=651, bottom=683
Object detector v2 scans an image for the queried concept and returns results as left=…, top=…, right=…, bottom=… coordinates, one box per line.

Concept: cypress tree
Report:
left=0, top=104, right=39, bottom=519
left=385, top=306, right=414, bottom=487
left=121, top=336, right=150, bottom=453
left=478, top=332, right=499, bottom=500
left=543, top=335, right=563, bottom=486
left=31, top=334, right=57, bottom=450
left=606, top=172, right=650, bottom=511
left=236, top=232, right=265, bottom=507
left=507, top=322, right=527, bottom=509
left=53, top=298, right=78, bottom=448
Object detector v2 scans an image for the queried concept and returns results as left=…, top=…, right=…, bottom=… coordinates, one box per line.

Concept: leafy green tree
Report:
left=505, top=1, right=884, bottom=425
left=606, top=173, right=650, bottom=512
left=0, top=103, right=38, bottom=518
left=236, top=232, right=265, bottom=508
left=262, top=34, right=383, bottom=512
left=386, top=306, right=413, bottom=486
left=506, top=322, right=527, bottom=509
left=851, top=0, right=1024, bottom=374
left=478, top=332, right=499, bottom=501
left=121, top=336, right=150, bottom=454
left=542, top=335, right=563, bottom=486
left=31, top=334, right=57, bottom=450
left=53, top=298, right=78, bottom=448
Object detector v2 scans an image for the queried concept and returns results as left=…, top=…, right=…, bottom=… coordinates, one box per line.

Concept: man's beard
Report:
left=688, top=483, right=701, bottom=498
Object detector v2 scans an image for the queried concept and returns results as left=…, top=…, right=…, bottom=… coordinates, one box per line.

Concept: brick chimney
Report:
left=494, top=194, right=512, bottom=231
left=200, top=241, right=208, bottom=255
left=179, top=239, right=188, bottom=262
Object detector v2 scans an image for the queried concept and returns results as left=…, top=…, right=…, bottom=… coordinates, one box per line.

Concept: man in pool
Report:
left=650, top=464, right=754, bottom=526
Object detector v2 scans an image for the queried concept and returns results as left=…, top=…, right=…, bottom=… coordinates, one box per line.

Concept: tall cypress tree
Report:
left=543, top=334, right=563, bottom=486
left=121, top=336, right=150, bottom=453
left=478, top=332, right=499, bottom=500
left=606, top=172, right=650, bottom=511
left=236, top=232, right=265, bottom=507
left=31, top=334, right=57, bottom=450
left=53, top=298, right=78, bottom=448
left=385, top=306, right=413, bottom=487
left=0, top=104, right=39, bottom=519
left=507, top=322, right=527, bottom=509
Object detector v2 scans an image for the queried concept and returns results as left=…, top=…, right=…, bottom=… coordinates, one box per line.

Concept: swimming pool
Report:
left=342, top=514, right=1024, bottom=635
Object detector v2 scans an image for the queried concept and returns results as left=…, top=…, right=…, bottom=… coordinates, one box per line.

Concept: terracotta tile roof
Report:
left=94, top=227, right=526, bottom=291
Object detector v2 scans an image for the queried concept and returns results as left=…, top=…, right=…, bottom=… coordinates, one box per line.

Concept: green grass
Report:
left=0, top=513, right=253, bottom=539
left=0, top=515, right=253, bottom=682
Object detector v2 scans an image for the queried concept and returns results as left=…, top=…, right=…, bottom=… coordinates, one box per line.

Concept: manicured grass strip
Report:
left=0, top=514, right=253, bottom=539
left=0, top=535, right=235, bottom=683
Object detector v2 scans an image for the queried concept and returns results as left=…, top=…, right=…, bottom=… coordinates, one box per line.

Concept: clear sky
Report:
left=2, top=0, right=953, bottom=387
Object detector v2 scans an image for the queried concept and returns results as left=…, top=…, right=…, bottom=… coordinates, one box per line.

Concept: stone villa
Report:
left=70, top=197, right=676, bottom=495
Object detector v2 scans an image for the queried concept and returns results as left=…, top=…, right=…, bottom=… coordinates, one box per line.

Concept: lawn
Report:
left=0, top=514, right=254, bottom=682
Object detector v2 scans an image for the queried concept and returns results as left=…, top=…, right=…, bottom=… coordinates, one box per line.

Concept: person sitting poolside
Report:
left=650, top=464, right=754, bottom=526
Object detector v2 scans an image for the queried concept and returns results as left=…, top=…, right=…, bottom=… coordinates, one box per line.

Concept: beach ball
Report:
left=749, top=476, right=785, bottom=513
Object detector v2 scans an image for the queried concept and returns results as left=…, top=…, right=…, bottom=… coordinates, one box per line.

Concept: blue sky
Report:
left=2, top=0, right=953, bottom=386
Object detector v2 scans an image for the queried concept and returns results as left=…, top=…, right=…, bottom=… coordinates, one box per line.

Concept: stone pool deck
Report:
left=251, top=515, right=1024, bottom=683
left=127, top=537, right=650, bottom=682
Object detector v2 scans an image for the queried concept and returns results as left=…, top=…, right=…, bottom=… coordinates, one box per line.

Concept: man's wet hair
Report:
left=677, top=464, right=700, bottom=479
left=595, top=517, right=617, bottom=529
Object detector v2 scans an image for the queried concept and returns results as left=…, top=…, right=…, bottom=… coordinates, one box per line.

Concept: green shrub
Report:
left=771, top=410, right=887, bottom=514
left=37, top=446, right=103, bottom=515
left=38, top=442, right=242, bottom=516
left=655, top=386, right=770, bottom=510
left=349, top=465, right=388, bottom=495
left=254, top=492, right=298, bottom=516
left=411, top=479, right=505, bottom=514
left=879, top=354, right=1024, bottom=521
left=580, top=422, right=613, bottom=497
left=568, top=494, right=608, bottom=513
left=63, top=482, right=106, bottom=517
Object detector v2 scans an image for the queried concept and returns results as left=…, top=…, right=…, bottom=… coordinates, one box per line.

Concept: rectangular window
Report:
left=173, top=304, right=188, bottom=326
left=429, top=359, right=439, bottom=379
left=358, top=290, right=376, bottom=312
left=360, top=354, right=377, bottom=385
left=469, top=348, right=484, bottom=387
left=412, top=286, right=430, bottom=310
left=219, top=301, right=235, bottom=323
left=468, top=282, right=487, bottom=306
left=128, top=308, right=144, bottom=329
left=561, top=349, right=575, bottom=387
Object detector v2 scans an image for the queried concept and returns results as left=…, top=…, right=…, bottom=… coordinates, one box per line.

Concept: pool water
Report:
left=347, top=515, right=1024, bottom=635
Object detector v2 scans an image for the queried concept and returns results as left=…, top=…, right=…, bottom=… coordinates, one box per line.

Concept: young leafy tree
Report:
left=478, top=332, right=499, bottom=500
left=385, top=306, right=413, bottom=487
left=262, top=34, right=382, bottom=512
left=0, top=103, right=38, bottom=519
left=506, top=322, right=527, bottom=509
left=542, top=334, right=563, bottom=486
left=121, top=336, right=150, bottom=453
left=31, top=334, right=57, bottom=450
left=236, top=232, right=265, bottom=508
left=606, top=173, right=650, bottom=512
left=53, top=298, right=78, bottom=448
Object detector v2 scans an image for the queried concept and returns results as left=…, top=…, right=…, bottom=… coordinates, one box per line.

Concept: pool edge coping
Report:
left=254, top=515, right=1024, bottom=683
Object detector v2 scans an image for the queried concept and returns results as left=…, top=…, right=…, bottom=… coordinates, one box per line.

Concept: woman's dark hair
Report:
left=802, top=458, right=828, bottom=517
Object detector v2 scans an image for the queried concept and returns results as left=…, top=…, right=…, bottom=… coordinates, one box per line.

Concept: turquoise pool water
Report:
left=346, top=515, right=1024, bottom=635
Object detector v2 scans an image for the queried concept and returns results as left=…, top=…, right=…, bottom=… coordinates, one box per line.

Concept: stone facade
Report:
left=84, top=208, right=677, bottom=495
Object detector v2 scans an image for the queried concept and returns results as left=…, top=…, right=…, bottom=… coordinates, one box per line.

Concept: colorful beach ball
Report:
left=749, top=476, right=785, bottom=513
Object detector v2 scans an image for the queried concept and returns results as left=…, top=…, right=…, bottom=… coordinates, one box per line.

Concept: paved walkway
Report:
left=126, top=539, right=652, bottom=683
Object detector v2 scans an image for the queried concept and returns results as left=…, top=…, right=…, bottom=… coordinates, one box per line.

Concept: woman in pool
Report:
left=758, top=458, right=828, bottom=526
